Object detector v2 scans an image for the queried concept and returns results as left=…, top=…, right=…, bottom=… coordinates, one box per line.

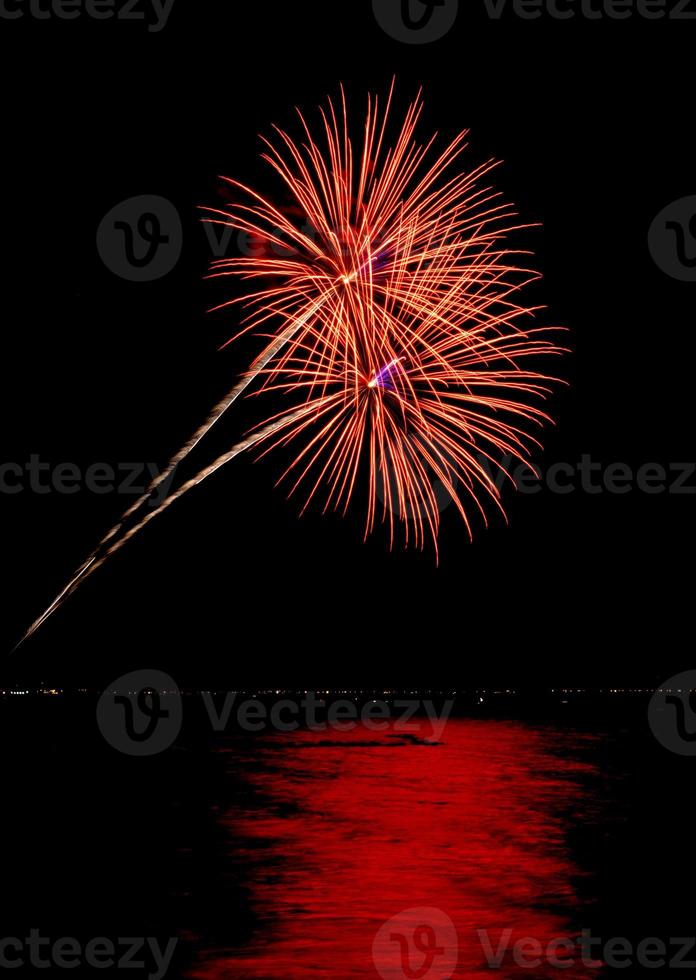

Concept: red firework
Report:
left=205, top=82, right=564, bottom=550
left=18, top=84, right=565, bottom=644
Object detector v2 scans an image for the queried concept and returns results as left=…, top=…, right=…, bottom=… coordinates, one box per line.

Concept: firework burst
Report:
left=17, top=83, right=565, bottom=645
left=204, top=81, right=564, bottom=551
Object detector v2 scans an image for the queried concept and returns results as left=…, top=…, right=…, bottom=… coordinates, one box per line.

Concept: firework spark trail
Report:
left=96, top=295, right=330, bottom=540
left=16, top=84, right=566, bottom=647
left=15, top=402, right=327, bottom=648
left=13, top=296, right=334, bottom=650
left=116, top=288, right=338, bottom=526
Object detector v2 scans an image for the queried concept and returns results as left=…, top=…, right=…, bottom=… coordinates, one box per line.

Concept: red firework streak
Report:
left=18, top=83, right=565, bottom=645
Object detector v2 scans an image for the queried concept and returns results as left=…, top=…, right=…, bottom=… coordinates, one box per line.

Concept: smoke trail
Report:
left=15, top=401, right=326, bottom=648
left=13, top=290, right=336, bottom=650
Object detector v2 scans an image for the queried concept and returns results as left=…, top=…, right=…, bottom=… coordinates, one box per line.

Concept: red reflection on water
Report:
left=191, top=719, right=601, bottom=979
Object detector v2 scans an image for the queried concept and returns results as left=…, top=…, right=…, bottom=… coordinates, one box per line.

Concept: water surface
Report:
left=190, top=718, right=606, bottom=978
